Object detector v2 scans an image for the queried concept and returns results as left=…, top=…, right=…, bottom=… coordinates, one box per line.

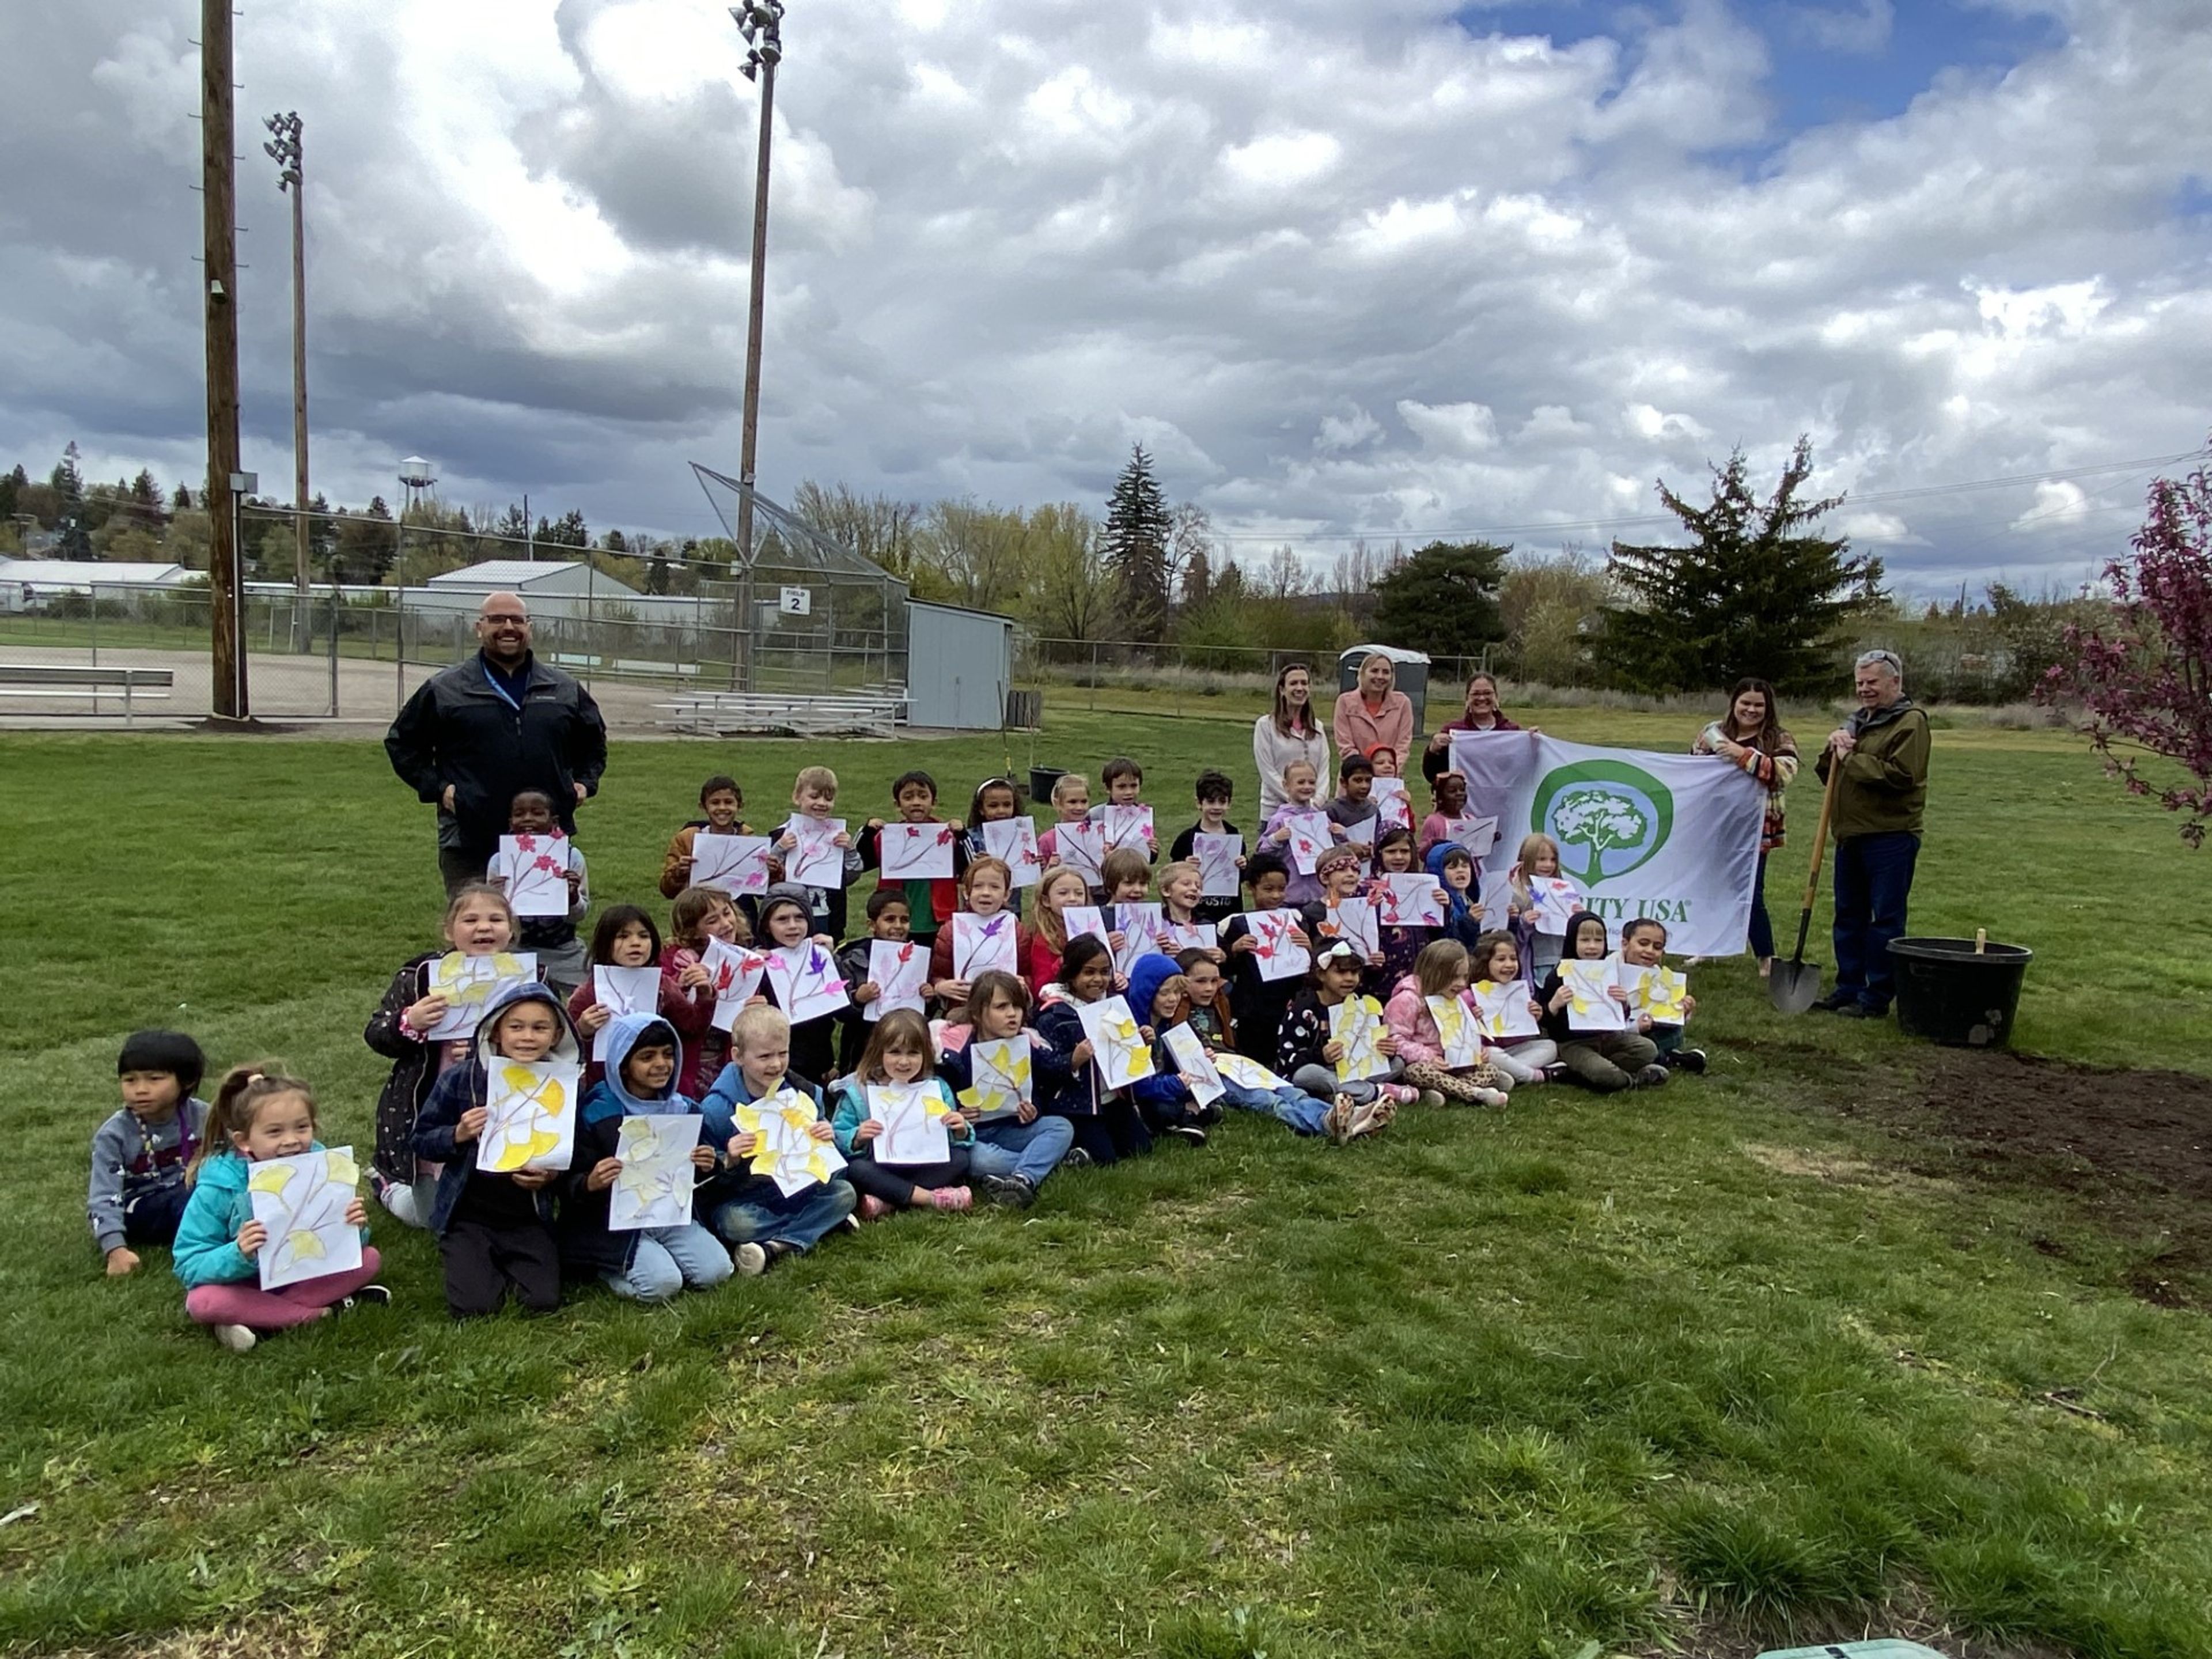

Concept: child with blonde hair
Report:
left=1508, top=832, right=1579, bottom=982
left=699, top=1005, right=859, bottom=1271
left=1381, top=940, right=1511, bottom=1107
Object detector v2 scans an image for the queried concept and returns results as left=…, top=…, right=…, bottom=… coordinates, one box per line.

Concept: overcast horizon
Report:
left=3, top=0, right=2209, bottom=598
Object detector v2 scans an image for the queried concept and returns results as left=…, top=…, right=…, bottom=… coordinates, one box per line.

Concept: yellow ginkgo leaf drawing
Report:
left=1642, top=968, right=1689, bottom=1024
left=248, top=1162, right=294, bottom=1196
left=245, top=1144, right=364, bottom=1291
left=480, top=1064, right=577, bottom=1173
left=324, top=1149, right=358, bottom=1187
left=285, top=1228, right=326, bottom=1264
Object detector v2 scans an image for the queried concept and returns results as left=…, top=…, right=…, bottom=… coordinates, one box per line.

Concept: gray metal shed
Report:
left=906, top=600, right=1015, bottom=730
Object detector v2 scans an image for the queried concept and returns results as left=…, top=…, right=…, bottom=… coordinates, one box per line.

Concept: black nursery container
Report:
left=1887, top=937, right=2033, bottom=1048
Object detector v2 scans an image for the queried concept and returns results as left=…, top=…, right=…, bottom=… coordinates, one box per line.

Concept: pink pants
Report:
left=184, top=1247, right=383, bottom=1331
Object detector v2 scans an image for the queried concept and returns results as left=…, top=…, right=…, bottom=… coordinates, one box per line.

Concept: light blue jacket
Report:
left=172, top=1142, right=368, bottom=1289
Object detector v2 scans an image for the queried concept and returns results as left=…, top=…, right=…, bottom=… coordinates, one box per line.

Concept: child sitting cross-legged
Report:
left=1467, top=930, right=1558, bottom=1086
left=412, top=984, right=577, bottom=1318
left=1034, top=935, right=1153, bottom=1167
left=1539, top=912, right=1665, bottom=1093
left=831, top=1010, right=975, bottom=1219
left=1382, top=939, right=1512, bottom=1108
left=91, top=1029, right=209, bottom=1276
left=1169, top=949, right=1366, bottom=1143
left=174, top=1064, right=388, bottom=1352
left=1126, top=954, right=1224, bottom=1148
left=936, top=970, right=1077, bottom=1208
left=1278, top=940, right=1414, bottom=1132
left=699, top=1006, right=858, bottom=1272
left=560, top=1013, right=734, bottom=1304
left=1618, top=918, right=1705, bottom=1074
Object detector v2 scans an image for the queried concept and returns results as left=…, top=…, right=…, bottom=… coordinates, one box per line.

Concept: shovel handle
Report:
left=1798, top=754, right=1843, bottom=914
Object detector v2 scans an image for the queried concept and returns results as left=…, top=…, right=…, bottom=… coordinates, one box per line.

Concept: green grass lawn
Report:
left=2, top=714, right=2209, bottom=1658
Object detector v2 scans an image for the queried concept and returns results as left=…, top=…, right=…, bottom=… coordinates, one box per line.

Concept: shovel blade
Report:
left=1768, top=957, right=1824, bottom=1014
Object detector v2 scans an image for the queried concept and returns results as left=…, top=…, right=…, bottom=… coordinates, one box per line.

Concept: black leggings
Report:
left=439, top=1218, right=562, bottom=1319
left=843, top=1148, right=971, bottom=1208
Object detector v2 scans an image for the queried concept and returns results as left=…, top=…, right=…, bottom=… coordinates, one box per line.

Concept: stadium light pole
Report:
left=729, top=0, right=783, bottom=691
left=262, top=112, right=310, bottom=626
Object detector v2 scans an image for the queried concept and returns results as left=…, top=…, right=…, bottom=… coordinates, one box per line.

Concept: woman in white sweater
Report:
left=1252, top=662, right=1332, bottom=815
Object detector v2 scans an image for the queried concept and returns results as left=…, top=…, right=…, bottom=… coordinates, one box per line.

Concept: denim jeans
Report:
left=968, top=1115, right=1076, bottom=1185
left=1220, top=1079, right=1331, bottom=1136
left=1748, top=851, right=1775, bottom=960
left=1831, top=831, right=1920, bottom=1011
left=608, top=1222, right=736, bottom=1303
left=703, top=1175, right=857, bottom=1253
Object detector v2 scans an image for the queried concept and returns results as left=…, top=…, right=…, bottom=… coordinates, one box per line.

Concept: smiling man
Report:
left=384, top=591, right=609, bottom=893
left=1812, top=649, right=1931, bottom=1020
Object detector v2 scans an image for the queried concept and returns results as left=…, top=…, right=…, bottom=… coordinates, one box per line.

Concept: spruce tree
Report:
left=1371, top=540, right=1509, bottom=657
left=1101, top=444, right=1172, bottom=642
left=1601, top=436, right=1877, bottom=693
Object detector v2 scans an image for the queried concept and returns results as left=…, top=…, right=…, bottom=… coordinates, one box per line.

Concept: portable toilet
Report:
left=1336, top=643, right=1433, bottom=730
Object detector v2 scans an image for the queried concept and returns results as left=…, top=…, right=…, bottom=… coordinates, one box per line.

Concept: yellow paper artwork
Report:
left=734, top=1089, right=848, bottom=1196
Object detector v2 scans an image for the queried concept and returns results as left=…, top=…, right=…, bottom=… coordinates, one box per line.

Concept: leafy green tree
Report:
left=1022, top=503, right=1114, bottom=646
left=1499, top=548, right=1612, bottom=685
left=1552, top=788, right=1650, bottom=885
left=1601, top=437, right=1877, bottom=693
left=1101, top=445, right=1172, bottom=642
left=1370, top=540, right=1509, bottom=657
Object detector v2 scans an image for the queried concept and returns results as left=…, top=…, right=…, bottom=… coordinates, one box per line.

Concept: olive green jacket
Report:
left=1815, top=704, right=1930, bottom=839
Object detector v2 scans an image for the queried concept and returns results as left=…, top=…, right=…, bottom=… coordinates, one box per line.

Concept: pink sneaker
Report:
left=1379, top=1083, right=1419, bottom=1108
left=856, top=1194, right=893, bottom=1222
left=927, top=1185, right=973, bottom=1212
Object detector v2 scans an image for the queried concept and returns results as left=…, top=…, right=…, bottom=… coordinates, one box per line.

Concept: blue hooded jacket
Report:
left=561, top=1013, right=714, bottom=1274
left=411, top=981, right=581, bottom=1237
left=1124, top=954, right=1191, bottom=1111
left=1425, top=842, right=1489, bottom=952
left=171, top=1137, right=366, bottom=1289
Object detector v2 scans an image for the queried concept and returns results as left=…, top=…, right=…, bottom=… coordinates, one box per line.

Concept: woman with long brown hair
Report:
left=1692, top=677, right=1798, bottom=974
left=1252, top=661, right=1331, bottom=815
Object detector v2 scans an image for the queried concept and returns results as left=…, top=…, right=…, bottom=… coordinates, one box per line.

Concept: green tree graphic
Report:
left=1551, top=788, right=1650, bottom=885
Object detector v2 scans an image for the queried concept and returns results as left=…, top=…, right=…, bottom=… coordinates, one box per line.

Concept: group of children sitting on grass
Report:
left=90, top=752, right=1703, bottom=1352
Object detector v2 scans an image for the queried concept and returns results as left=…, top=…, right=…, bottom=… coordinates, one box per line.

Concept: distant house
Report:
left=0, top=558, right=196, bottom=613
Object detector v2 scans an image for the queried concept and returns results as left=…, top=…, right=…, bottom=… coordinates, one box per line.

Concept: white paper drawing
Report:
left=478, top=1060, right=580, bottom=1172
left=1215, top=1052, right=1293, bottom=1093
left=1446, top=816, right=1499, bottom=860
left=702, top=938, right=772, bottom=1032
left=1063, top=905, right=1113, bottom=950
left=1165, top=921, right=1218, bottom=952
left=767, top=942, right=851, bottom=1024
left=1055, top=821, right=1107, bottom=886
left=591, top=967, right=662, bottom=1060
left=1627, top=964, right=1691, bottom=1024
left=1371, top=778, right=1414, bottom=830
left=1195, top=832, right=1243, bottom=898
left=1427, top=995, right=1484, bottom=1069
left=494, top=833, right=573, bottom=918
left=734, top=1088, right=847, bottom=1196
left=951, top=911, right=1018, bottom=980
left=1562, top=960, right=1628, bottom=1031
left=956, top=1036, right=1032, bottom=1122
left=782, top=817, right=847, bottom=889
left=866, top=938, right=928, bottom=1021
left=1328, top=995, right=1391, bottom=1082
left=1240, top=910, right=1310, bottom=982
left=868, top=1081, right=952, bottom=1165
left=1112, top=903, right=1165, bottom=975
left=1329, top=897, right=1380, bottom=959
left=1077, top=995, right=1155, bottom=1090
left=691, top=832, right=773, bottom=896
left=1374, top=874, right=1446, bottom=928
left=1162, top=1023, right=1224, bottom=1107
left=1281, top=811, right=1334, bottom=875
left=1101, top=804, right=1154, bottom=855
left=425, top=952, right=539, bottom=1040
left=1529, top=877, right=1582, bottom=935
left=1472, top=979, right=1542, bottom=1040
left=1342, top=816, right=1377, bottom=850
left=880, top=821, right=959, bottom=881
left=609, top=1115, right=699, bottom=1230
left=247, top=1145, right=363, bottom=1290
left=981, top=818, right=1043, bottom=887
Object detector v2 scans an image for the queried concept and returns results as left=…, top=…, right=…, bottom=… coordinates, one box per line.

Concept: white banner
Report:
left=1449, top=731, right=1766, bottom=957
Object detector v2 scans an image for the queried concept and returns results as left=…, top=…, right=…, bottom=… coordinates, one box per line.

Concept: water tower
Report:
left=397, top=456, right=437, bottom=516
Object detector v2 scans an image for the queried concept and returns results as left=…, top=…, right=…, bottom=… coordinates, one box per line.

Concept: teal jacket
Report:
left=828, top=1077, right=973, bottom=1158
left=172, top=1143, right=370, bottom=1289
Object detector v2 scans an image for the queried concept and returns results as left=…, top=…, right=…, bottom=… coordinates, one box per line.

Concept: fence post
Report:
left=1089, top=641, right=1099, bottom=712
left=395, top=599, right=406, bottom=714
left=89, top=582, right=99, bottom=671
left=327, top=594, right=340, bottom=717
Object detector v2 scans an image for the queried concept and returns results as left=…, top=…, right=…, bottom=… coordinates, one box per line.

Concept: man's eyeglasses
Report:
left=479, top=613, right=531, bottom=626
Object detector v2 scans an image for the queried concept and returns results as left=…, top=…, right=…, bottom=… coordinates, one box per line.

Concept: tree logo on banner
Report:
left=1532, top=760, right=1675, bottom=886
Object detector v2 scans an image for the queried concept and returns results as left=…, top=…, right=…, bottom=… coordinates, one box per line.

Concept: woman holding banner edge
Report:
left=1691, top=679, right=1798, bottom=975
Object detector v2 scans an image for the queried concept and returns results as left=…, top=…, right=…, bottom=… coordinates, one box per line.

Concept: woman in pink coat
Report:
left=1332, top=653, right=1415, bottom=764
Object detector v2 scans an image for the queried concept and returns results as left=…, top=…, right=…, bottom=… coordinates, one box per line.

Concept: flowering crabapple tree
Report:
left=2042, top=450, right=2212, bottom=847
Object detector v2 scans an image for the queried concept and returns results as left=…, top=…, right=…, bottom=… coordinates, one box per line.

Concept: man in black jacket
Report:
left=385, top=592, right=609, bottom=893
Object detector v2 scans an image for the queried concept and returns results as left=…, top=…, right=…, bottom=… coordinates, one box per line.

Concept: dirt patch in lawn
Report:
left=1845, top=1048, right=2212, bottom=1309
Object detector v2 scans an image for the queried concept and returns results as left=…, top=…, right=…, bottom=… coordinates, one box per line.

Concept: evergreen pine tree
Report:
left=1370, top=541, right=1510, bottom=657
left=1100, top=444, right=1172, bottom=642
left=52, top=442, right=84, bottom=502
left=1600, top=436, right=1878, bottom=693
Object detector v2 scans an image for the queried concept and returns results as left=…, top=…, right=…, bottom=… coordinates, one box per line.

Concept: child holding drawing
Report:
left=173, top=1063, right=387, bottom=1353
left=1381, top=940, right=1511, bottom=1107
left=412, top=983, right=578, bottom=1319
left=829, top=1010, right=975, bottom=1217
left=661, top=885, right=749, bottom=1099
left=1537, top=912, right=1664, bottom=1093
left=487, top=789, right=589, bottom=993
left=935, top=970, right=1076, bottom=1209
left=363, top=882, right=529, bottom=1229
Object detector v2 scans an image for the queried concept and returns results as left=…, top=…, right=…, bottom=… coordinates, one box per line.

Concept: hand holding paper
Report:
left=247, top=1146, right=364, bottom=1290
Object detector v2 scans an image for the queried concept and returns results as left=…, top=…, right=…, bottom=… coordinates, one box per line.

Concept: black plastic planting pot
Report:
left=1028, top=766, right=1067, bottom=806
left=1888, top=937, right=2033, bottom=1048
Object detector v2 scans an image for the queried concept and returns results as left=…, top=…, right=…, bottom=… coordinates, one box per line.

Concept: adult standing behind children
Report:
left=1331, top=653, right=1415, bottom=767
left=1421, top=673, right=1525, bottom=785
left=1252, top=663, right=1331, bottom=816
left=1690, top=678, right=1798, bottom=975
left=384, top=591, right=609, bottom=895
left=1814, top=649, right=1931, bottom=1020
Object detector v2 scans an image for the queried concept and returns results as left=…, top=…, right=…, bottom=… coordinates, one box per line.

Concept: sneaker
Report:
left=839, top=1213, right=864, bottom=1234
left=856, top=1194, right=894, bottom=1223
left=1541, top=1063, right=1570, bottom=1083
left=1346, top=1095, right=1391, bottom=1138
left=1379, top=1083, right=1418, bottom=1108
left=763, top=1240, right=801, bottom=1267
left=1664, top=1047, right=1708, bottom=1074
left=334, top=1284, right=393, bottom=1315
left=927, top=1185, right=974, bottom=1212
left=1416, top=1088, right=1448, bottom=1109
left=980, top=1173, right=1037, bottom=1209
left=213, top=1324, right=257, bottom=1353
left=1835, top=1002, right=1874, bottom=1020
left=1633, top=1064, right=1671, bottom=1089
left=1168, top=1124, right=1209, bottom=1148
left=1061, top=1147, right=1094, bottom=1170
left=1474, top=1087, right=1510, bottom=1108
left=1323, top=1094, right=1357, bottom=1143
left=732, top=1242, right=770, bottom=1277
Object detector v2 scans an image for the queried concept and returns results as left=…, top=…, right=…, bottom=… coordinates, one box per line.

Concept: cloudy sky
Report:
left=4, top=0, right=2209, bottom=595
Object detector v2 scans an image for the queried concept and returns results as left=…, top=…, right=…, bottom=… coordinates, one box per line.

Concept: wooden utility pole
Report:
left=731, top=1, right=785, bottom=691
left=202, top=0, right=244, bottom=718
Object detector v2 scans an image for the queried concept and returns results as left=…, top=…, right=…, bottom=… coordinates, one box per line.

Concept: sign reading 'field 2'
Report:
left=779, top=587, right=812, bottom=616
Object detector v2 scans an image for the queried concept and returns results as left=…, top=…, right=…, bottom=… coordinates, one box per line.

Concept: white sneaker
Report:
left=1474, top=1088, right=1510, bottom=1108
left=732, top=1242, right=768, bottom=1277
left=213, top=1324, right=257, bottom=1353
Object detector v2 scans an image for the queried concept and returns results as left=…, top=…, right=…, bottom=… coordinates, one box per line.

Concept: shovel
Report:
left=1768, top=757, right=1843, bottom=1014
